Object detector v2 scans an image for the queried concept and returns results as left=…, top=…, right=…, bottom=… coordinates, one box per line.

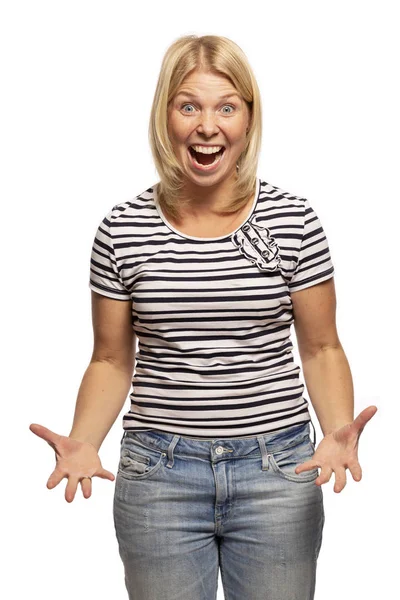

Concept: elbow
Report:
left=299, top=340, right=343, bottom=363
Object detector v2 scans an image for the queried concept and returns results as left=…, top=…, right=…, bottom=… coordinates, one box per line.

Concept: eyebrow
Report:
left=175, top=91, right=241, bottom=101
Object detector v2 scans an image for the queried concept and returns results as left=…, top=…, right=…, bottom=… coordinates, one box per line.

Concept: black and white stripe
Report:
left=89, top=177, right=334, bottom=438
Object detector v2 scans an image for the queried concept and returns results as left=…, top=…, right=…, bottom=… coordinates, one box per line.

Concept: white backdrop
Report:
left=1, top=1, right=397, bottom=598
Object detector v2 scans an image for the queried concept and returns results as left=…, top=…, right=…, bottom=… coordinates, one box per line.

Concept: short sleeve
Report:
left=288, top=198, right=335, bottom=292
left=88, top=207, right=131, bottom=301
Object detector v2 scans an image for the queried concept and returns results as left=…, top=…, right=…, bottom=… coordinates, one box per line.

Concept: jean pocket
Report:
left=118, top=434, right=166, bottom=481
left=268, top=435, right=319, bottom=483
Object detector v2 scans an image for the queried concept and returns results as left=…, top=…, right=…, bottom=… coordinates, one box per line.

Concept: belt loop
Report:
left=309, top=419, right=317, bottom=447
left=257, top=435, right=269, bottom=471
left=165, top=435, right=180, bottom=469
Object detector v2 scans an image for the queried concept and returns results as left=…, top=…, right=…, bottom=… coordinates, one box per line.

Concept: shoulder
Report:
left=259, top=178, right=306, bottom=207
left=105, top=182, right=158, bottom=224
left=257, top=178, right=307, bottom=224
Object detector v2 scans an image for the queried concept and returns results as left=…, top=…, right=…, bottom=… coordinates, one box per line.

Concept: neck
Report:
left=179, top=170, right=239, bottom=217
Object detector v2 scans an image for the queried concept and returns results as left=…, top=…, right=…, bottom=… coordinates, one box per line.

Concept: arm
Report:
left=68, top=291, right=135, bottom=451
left=291, top=277, right=354, bottom=436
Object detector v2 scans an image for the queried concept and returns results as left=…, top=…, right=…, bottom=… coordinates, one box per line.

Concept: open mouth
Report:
left=188, top=145, right=225, bottom=168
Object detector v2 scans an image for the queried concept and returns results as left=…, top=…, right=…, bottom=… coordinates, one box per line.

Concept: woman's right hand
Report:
left=30, top=423, right=115, bottom=503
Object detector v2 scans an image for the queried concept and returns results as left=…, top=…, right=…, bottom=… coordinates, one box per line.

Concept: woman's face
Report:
left=167, top=70, right=250, bottom=189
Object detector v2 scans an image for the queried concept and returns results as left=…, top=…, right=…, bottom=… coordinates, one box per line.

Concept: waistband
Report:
left=121, top=419, right=317, bottom=447
left=120, top=418, right=317, bottom=469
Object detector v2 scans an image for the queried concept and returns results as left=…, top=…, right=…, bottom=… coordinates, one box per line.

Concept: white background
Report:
left=1, top=1, right=397, bottom=598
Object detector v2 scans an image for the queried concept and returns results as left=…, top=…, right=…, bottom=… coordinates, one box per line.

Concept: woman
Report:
left=30, top=35, right=377, bottom=599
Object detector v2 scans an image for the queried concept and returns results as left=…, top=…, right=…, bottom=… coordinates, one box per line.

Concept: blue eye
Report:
left=181, top=104, right=195, bottom=112
left=180, top=104, right=235, bottom=113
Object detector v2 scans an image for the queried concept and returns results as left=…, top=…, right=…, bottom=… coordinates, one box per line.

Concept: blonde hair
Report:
left=148, top=34, right=263, bottom=221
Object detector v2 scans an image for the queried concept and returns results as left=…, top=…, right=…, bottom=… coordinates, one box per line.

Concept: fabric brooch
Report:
left=231, top=214, right=282, bottom=272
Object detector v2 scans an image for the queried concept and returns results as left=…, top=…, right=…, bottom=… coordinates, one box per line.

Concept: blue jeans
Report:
left=113, top=421, right=325, bottom=600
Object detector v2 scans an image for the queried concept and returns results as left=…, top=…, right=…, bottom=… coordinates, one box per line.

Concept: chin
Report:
left=184, top=171, right=230, bottom=187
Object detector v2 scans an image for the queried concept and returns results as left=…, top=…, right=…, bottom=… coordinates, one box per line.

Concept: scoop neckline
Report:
left=153, top=177, right=261, bottom=242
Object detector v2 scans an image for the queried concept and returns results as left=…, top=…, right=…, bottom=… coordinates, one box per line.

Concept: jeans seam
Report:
left=219, top=545, right=230, bottom=600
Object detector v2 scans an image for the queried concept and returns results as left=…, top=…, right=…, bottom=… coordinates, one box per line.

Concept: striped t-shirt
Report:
left=89, top=177, right=335, bottom=439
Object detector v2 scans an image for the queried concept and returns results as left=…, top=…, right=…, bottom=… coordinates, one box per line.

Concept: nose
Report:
left=196, top=112, right=220, bottom=137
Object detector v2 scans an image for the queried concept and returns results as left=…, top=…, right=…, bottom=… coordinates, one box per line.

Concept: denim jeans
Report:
left=113, top=420, right=325, bottom=600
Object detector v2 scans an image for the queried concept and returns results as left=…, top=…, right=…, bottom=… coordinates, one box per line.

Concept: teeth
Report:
left=190, top=145, right=224, bottom=154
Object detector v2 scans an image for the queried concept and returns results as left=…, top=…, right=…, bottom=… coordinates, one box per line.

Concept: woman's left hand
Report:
left=295, top=405, right=378, bottom=493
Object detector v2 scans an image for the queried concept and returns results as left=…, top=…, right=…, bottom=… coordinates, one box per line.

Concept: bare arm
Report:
left=291, top=277, right=354, bottom=436
left=68, top=291, right=136, bottom=451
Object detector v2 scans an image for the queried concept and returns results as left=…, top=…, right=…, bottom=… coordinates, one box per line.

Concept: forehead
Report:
left=174, top=89, right=242, bottom=102
left=172, top=71, right=244, bottom=103
left=175, top=70, right=241, bottom=99
left=175, top=87, right=242, bottom=103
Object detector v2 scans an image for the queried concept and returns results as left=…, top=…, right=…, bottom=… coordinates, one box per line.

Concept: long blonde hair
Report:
left=148, top=35, right=263, bottom=221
